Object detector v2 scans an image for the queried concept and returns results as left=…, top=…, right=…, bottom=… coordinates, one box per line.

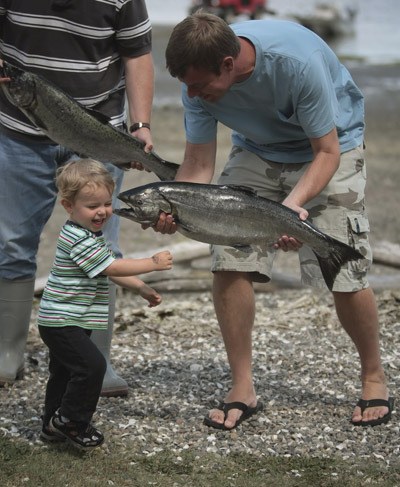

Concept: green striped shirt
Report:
left=37, top=221, right=115, bottom=330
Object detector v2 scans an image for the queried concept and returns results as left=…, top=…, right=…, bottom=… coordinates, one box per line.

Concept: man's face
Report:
left=180, top=58, right=233, bottom=103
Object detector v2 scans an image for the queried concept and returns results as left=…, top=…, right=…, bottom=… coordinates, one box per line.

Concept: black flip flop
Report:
left=351, top=397, right=395, bottom=427
left=203, top=401, right=263, bottom=430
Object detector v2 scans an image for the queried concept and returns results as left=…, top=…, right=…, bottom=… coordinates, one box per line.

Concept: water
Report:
left=147, top=0, right=400, bottom=64
left=148, top=0, right=400, bottom=107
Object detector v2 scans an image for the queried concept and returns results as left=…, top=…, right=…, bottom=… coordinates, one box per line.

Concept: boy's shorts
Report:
left=211, top=145, right=371, bottom=292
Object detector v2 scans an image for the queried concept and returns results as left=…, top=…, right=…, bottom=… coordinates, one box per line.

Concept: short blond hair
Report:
left=56, top=159, right=115, bottom=201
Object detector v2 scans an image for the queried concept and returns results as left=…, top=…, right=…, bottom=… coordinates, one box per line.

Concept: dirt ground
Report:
left=36, top=63, right=400, bottom=283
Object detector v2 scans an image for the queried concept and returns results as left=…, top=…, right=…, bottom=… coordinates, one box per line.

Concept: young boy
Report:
left=37, top=159, right=173, bottom=451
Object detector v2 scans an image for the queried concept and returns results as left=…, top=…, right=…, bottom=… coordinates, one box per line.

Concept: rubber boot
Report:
left=90, top=282, right=128, bottom=397
left=0, top=278, right=35, bottom=386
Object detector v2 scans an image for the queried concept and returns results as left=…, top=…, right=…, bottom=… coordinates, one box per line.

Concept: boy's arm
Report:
left=110, top=275, right=145, bottom=290
left=102, top=251, right=172, bottom=277
left=110, top=276, right=162, bottom=308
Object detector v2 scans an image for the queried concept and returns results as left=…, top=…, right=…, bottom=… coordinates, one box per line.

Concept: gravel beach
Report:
left=1, top=38, right=400, bottom=465
left=2, top=288, right=400, bottom=464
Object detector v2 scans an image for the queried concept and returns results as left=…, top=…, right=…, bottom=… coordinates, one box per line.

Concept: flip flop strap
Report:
left=356, top=398, right=390, bottom=413
left=221, top=401, right=248, bottom=413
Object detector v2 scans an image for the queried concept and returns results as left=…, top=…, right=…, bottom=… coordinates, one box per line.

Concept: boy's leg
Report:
left=39, top=326, right=106, bottom=424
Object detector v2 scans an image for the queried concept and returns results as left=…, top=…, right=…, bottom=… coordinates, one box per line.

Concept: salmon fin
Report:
left=85, top=107, right=111, bottom=124
left=315, top=239, right=364, bottom=291
left=225, top=185, right=257, bottom=195
left=232, top=244, right=253, bottom=253
left=156, top=160, right=180, bottom=181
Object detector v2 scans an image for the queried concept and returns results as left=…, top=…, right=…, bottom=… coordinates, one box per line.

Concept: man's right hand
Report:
left=141, top=212, right=177, bottom=234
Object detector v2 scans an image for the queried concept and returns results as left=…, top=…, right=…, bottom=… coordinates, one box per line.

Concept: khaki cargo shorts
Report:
left=211, top=145, right=371, bottom=292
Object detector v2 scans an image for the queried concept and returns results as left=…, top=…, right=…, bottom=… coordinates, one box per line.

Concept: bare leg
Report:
left=208, top=271, right=258, bottom=429
left=333, top=288, right=389, bottom=423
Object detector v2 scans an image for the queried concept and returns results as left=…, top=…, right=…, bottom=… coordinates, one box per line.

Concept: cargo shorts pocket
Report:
left=347, top=213, right=371, bottom=273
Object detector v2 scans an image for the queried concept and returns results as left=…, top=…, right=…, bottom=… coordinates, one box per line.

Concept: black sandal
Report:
left=204, top=401, right=263, bottom=430
left=351, top=397, right=394, bottom=427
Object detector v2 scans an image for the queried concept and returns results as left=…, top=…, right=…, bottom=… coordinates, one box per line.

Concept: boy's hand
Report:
left=151, top=250, right=173, bottom=270
left=138, top=284, right=162, bottom=308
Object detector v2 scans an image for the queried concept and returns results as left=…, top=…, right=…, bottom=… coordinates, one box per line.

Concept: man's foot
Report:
left=206, top=387, right=259, bottom=430
left=204, top=401, right=263, bottom=430
left=351, top=397, right=394, bottom=427
left=351, top=381, right=391, bottom=425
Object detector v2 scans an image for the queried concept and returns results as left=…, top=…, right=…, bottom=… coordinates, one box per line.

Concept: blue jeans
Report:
left=0, top=131, right=123, bottom=280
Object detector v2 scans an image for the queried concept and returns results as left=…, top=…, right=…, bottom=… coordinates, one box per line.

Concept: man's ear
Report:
left=221, top=56, right=234, bottom=72
left=61, top=198, right=73, bottom=214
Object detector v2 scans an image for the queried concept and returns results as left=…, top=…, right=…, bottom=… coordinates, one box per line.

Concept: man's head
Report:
left=166, top=11, right=240, bottom=79
left=166, top=12, right=241, bottom=102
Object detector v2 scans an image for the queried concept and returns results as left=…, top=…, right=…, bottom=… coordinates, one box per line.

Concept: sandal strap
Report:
left=221, top=401, right=248, bottom=413
left=356, top=398, right=391, bottom=413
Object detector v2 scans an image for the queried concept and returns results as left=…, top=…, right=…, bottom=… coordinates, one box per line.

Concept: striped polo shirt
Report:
left=0, top=0, right=151, bottom=141
left=37, top=221, right=116, bottom=330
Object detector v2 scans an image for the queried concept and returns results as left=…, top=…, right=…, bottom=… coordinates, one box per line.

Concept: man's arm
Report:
left=175, top=140, right=217, bottom=182
left=123, top=53, right=154, bottom=152
left=276, top=127, right=341, bottom=251
left=152, top=139, right=217, bottom=234
left=283, top=127, right=340, bottom=215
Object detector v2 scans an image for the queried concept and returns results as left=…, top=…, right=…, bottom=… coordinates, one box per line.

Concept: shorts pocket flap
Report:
left=347, top=214, right=370, bottom=234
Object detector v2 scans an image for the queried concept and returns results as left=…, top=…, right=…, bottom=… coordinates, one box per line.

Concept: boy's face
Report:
left=62, top=184, right=113, bottom=233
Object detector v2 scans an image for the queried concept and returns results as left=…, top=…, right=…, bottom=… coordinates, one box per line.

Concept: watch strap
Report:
left=129, top=122, right=150, bottom=132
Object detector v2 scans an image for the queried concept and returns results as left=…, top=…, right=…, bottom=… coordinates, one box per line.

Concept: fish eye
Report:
left=136, top=199, right=143, bottom=206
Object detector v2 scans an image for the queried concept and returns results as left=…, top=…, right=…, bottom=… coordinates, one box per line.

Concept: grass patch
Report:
left=1, top=434, right=399, bottom=487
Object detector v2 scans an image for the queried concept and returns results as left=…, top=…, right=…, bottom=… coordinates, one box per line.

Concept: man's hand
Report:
left=274, top=235, right=303, bottom=251
left=273, top=200, right=308, bottom=251
left=129, top=126, right=153, bottom=171
left=142, top=212, right=177, bottom=234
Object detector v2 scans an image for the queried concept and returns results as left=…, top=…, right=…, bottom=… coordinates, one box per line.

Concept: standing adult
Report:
left=0, top=0, right=154, bottom=397
left=153, top=12, right=392, bottom=429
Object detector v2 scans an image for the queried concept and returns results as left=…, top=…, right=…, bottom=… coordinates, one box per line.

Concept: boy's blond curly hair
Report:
left=56, top=159, right=115, bottom=201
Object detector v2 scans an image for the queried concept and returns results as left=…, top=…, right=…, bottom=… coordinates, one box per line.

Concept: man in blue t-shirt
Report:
left=151, top=12, right=392, bottom=430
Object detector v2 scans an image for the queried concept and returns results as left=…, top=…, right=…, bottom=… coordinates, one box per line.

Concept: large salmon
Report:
left=115, top=181, right=365, bottom=290
left=0, top=61, right=180, bottom=181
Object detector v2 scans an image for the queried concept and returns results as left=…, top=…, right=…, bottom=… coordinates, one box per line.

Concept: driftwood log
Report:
left=372, top=240, right=400, bottom=268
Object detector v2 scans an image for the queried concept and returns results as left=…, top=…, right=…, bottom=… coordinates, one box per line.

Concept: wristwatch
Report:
left=129, top=122, right=150, bottom=132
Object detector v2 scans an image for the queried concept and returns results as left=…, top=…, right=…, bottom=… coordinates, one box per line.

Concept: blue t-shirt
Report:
left=182, top=19, right=364, bottom=163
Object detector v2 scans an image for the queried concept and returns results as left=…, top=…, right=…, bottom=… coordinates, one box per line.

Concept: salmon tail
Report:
left=315, top=239, right=364, bottom=291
